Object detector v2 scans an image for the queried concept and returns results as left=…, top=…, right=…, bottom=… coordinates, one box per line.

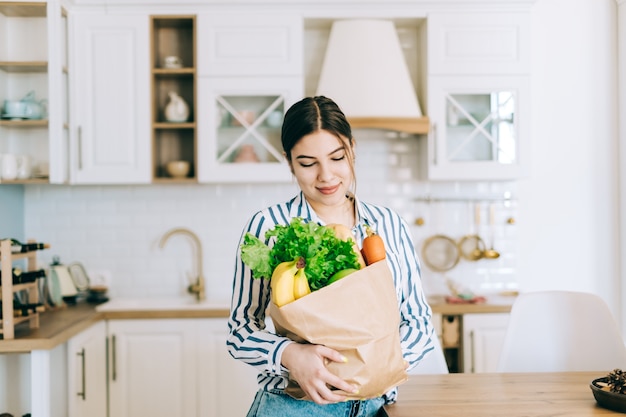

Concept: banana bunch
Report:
left=270, top=257, right=311, bottom=307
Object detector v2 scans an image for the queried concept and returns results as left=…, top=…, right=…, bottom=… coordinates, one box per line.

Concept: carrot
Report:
left=361, top=225, right=386, bottom=265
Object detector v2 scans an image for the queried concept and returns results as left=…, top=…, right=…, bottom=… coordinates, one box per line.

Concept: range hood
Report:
left=316, top=19, right=428, bottom=134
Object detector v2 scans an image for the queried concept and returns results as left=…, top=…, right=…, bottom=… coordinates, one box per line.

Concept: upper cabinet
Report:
left=196, top=13, right=303, bottom=183
left=0, top=1, right=65, bottom=184
left=150, top=15, right=197, bottom=183
left=421, top=12, right=531, bottom=181
left=69, top=12, right=151, bottom=184
left=197, top=13, right=303, bottom=77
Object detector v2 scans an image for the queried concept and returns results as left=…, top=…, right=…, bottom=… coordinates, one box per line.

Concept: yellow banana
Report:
left=293, top=268, right=311, bottom=300
left=270, top=259, right=299, bottom=307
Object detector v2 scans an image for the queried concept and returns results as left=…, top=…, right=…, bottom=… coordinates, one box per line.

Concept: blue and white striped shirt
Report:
left=227, top=192, right=434, bottom=404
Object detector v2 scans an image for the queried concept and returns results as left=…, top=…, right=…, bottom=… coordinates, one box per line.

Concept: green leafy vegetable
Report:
left=240, top=218, right=361, bottom=291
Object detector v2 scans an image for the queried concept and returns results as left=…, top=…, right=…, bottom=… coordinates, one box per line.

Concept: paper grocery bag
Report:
left=269, top=260, right=408, bottom=401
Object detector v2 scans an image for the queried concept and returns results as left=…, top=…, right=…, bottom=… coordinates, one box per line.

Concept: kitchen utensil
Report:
left=164, top=55, right=182, bottom=69
left=1, top=154, right=18, bottom=180
left=484, top=203, right=501, bottom=259
left=164, top=91, right=189, bottom=122
left=590, top=377, right=626, bottom=413
left=20, top=91, right=47, bottom=119
left=68, top=262, right=90, bottom=292
left=458, top=203, right=484, bottom=261
left=16, top=155, right=32, bottom=180
left=165, top=160, right=190, bottom=178
left=421, top=234, right=460, bottom=272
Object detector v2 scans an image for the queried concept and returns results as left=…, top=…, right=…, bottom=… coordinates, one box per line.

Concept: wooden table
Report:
left=383, top=372, right=619, bottom=416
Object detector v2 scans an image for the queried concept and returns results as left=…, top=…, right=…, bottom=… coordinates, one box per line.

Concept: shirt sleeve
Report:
left=394, top=215, right=436, bottom=370
left=226, top=211, right=294, bottom=378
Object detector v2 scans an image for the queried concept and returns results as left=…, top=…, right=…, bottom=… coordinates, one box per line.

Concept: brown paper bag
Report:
left=269, top=260, right=408, bottom=401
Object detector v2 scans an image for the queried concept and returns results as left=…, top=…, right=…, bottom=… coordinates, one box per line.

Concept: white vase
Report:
left=164, top=92, right=189, bottom=122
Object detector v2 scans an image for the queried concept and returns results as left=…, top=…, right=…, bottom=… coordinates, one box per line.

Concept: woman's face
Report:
left=289, top=129, right=354, bottom=210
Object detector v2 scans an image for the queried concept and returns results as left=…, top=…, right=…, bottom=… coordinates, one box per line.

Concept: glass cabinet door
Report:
left=198, top=76, right=302, bottom=183
left=427, top=76, right=529, bottom=181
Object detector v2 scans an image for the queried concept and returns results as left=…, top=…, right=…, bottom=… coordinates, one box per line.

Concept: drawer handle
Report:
left=77, top=348, right=86, bottom=400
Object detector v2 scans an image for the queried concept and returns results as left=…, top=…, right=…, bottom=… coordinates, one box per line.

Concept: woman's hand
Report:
left=281, top=343, right=358, bottom=405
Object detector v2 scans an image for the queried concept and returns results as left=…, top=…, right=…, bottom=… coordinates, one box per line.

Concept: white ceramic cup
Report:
left=164, top=56, right=182, bottom=68
left=16, top=155, right=32, bottom=179
left=1, top=154, right=18, bottom=180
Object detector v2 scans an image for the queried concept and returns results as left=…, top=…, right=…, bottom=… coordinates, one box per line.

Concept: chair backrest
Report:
left=409, top=332, right=449, bottom=374
left=497, top=290, right=626, bottom=372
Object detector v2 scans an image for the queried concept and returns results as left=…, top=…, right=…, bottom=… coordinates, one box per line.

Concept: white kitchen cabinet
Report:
left=462, top=313, right=509, bottom=373
left=197, top=76, right=302, bottom=183
left=197, top=13, right=303, bottom=77
left=421, top=11, right=531, bottom=181
left=0, top=1, right=66, bottom=184
left=107, top=319, right=197, bottom=417
left=421, top=75, right=530, bottom=181
left=197, top=318, right=260, bottom=416
left=107, top=318, right=259, bottom=417
left=69, top=13, right=151, bottom=184
left=67, top=321, right=107, bottom=417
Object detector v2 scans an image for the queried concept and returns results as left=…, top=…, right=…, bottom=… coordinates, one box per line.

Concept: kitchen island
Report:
left=382, top=371, right=613, bottom=416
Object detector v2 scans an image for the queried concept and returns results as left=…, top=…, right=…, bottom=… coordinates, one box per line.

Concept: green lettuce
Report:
left=240, top=218, right=361, bottom=290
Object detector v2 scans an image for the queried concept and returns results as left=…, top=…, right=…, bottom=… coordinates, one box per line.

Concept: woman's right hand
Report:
left=281, top=343, right=358, bottom=405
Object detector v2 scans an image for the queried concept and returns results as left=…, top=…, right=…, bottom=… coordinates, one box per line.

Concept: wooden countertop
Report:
left=428, top=294, right=516, bottom=315
left=0, top=301, right=232, bottom=353
left=0, top=295, right=514, bottom=354
left=382, top=371, right=612, bottom=417
left=0, top=303, right=102, bottom=353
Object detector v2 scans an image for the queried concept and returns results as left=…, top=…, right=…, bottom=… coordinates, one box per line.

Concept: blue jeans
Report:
left=246, top=389, right=385, bottom=417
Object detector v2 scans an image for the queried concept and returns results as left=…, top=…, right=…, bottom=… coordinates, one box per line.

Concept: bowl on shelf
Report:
left=165, top=160, right=191, bottom=178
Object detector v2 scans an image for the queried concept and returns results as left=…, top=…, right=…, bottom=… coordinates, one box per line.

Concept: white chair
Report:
left=497, top=290, right=626, bottom=372
left=409, top=332, right=449, bottom=374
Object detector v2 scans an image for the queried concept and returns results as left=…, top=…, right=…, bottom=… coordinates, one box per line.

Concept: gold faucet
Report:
left=158, top=228, right=205, bottom=301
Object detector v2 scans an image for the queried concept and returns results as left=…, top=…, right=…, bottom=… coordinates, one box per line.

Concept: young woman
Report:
left=227, top=96, right=435, bottom=417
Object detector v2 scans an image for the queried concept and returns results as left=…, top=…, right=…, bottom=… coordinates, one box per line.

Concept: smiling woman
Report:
left=227, top=96, right=436, bottom=417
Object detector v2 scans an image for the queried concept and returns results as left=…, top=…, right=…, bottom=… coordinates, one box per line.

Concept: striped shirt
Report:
left=227, top=191, right=435, bottom=404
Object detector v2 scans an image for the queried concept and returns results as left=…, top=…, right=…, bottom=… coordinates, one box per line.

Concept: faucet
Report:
left=158, top=228, right=205, bottom=302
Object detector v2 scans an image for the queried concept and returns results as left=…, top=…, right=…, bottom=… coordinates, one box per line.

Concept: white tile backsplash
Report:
left=23, top=134, right=518, bottom=302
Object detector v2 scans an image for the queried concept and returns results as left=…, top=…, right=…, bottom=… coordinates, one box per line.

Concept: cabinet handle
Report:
left=77, top=348, right=86, bottom=400
left=77, top=126, right=83, bottom=170
left=111, top=334, right=117, bottom=381
left=431, top=123, right=438, bottom=165
left=469, top=330, right=475, bottom=373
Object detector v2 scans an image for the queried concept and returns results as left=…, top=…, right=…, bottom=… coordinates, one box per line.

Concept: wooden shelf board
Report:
left=152, top=177, right=197, bottom=184
left=0, top=177, right=49, bottom=185
left=0, top=61, right=48, bottom=73
left=0, top=119, right=48, bottom=127
left=348, top=116, right=430, bottom=135
left=153, top=67, right=195, bottom=75
left=0, top=2, right=46, bottom=17
left=154, top=122, right=195, bottom=129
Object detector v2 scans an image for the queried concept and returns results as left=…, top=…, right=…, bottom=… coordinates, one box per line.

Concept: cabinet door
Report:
left=67, top=321, right=107, bottom=417
left=107, top=319, right=197, bottom=417
left=70, top=14, right=150, bottom=184
left=423, top=75, right=529, bottom=181
left=427, top=12, right=530, bottom=75
left=197, top=13, right=303, bottom=77
left=197, top=319, right=260, bottom=417
left=197, top=76, right=302, bottom=183
left=462, top=313, right=509, bottom=373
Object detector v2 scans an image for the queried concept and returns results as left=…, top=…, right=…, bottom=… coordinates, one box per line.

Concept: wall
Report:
left=23, top=132, right=518, bottom=302
left=0, top=185, right=24, bottom=239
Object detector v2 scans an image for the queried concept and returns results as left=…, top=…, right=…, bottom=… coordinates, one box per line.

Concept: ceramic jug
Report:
left=1, top=154, right=18, bottom=180
left=164, top=92, right=189, bottom=122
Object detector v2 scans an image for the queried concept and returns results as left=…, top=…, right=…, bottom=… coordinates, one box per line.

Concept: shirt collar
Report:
left=289, top=191, right=374, bottom=228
